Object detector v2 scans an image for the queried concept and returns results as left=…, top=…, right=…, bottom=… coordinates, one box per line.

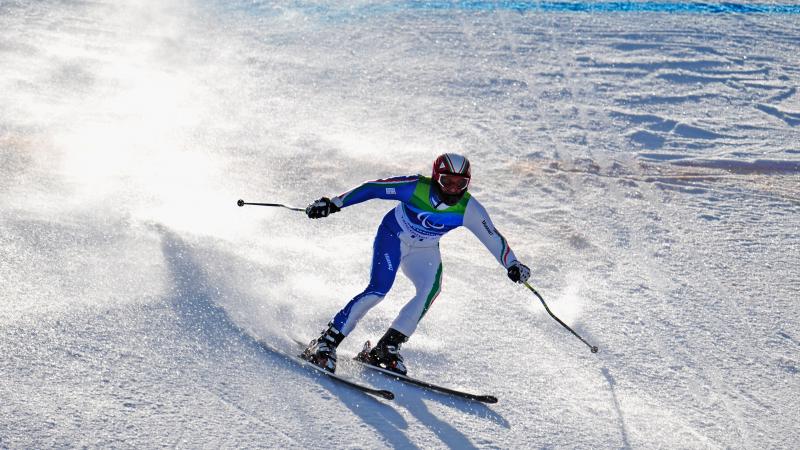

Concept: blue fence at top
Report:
left=404, top=1, right=800, bottom=13
left=225, top=1, right=800, bottom=20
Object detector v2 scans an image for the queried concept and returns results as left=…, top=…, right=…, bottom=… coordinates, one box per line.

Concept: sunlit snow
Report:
left=1, top=1, right=798, bottom=448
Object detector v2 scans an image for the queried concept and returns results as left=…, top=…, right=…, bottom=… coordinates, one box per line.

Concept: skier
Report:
left=301, top=153, right=530, bottom=375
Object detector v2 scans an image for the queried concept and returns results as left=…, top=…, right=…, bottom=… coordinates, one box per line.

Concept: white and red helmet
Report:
left=432, top=153, right=471, bottom=197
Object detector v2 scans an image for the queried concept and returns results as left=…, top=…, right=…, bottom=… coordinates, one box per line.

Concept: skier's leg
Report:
left=330, top=226, right=402, bottom=335
left=390, top=245, right=443, bottom=337
left=359, top=245, right=441, bottom=374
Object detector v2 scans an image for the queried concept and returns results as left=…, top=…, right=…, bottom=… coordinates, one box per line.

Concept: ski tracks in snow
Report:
left=514, top=152, right=797, bottom=447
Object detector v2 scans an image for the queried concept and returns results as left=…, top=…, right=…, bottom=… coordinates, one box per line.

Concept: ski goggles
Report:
left=436, top=174, right=470, bottom=194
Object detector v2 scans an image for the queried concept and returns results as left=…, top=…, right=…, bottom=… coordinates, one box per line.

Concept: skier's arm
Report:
left=306, top=175, right=418, bottom=218
left=333, top=175, right=418, bottom=208
left=463, top=198, right=530, bottom=283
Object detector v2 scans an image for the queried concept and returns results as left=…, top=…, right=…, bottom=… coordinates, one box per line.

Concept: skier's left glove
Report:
left=507, top=261, right=530, bottom=284
left=306, top=197, right=341, bottom=219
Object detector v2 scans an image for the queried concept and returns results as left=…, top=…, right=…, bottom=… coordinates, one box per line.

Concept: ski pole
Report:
left=523, top=282, right=599, bottom=354
left=236, top=199, right=305, bottom=212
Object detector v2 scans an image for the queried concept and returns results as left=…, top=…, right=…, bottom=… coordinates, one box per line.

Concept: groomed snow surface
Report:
left=1, top=1, right=798, bottom=448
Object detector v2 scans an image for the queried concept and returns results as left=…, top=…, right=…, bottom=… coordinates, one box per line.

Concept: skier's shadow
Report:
left=361, top=371, right=510, bottom=449
left=254, top=344, right=414, bottom=449
left=328, top=382, right=416, bottom=448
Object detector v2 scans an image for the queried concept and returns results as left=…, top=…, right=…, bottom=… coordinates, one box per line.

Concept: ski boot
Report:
left=301, top=323, right=345, bottom=373
left=355, top=328, right=408, bottom=376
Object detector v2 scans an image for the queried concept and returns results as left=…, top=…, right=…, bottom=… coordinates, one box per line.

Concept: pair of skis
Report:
left=258, top=340, right=497, bottom=403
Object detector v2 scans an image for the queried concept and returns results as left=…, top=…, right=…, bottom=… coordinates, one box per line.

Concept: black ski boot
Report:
left=301, top=323, right=345, bottom=373
left=356, top=328, right=408, bottom=376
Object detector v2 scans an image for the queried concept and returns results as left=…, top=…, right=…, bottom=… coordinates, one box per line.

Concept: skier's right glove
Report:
left=507, top=261, right=531, bottom=284
left=306, top=197, right=341, bottom=219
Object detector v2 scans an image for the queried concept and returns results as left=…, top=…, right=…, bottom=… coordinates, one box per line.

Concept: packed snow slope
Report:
left=2, top=1, right=798, bottom=448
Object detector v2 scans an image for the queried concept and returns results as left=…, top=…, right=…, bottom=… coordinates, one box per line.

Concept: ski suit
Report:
left=328, top=175, right=519, bottom=337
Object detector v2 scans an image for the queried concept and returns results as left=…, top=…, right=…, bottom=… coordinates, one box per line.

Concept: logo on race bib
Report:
left=417, top=212, right=445, bottom=230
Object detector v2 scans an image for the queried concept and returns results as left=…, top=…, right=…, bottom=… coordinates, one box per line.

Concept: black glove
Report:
left=507, top=261, right=531, bottom=284
left=306, top=197, right=341, bottom=219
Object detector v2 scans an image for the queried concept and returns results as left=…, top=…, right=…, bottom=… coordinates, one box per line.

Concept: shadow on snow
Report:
left=158, top=225, right=507, bottom=448
left=602, top=367, right=632, bottom=450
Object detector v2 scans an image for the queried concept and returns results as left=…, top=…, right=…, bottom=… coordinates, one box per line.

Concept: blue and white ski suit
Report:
left=328, top=175, right=519, bottom=337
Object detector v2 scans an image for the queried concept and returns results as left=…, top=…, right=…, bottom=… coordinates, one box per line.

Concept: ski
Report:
left=353, top=358, right=498, bottom=404
left=257, top=340, right=395, bottom=401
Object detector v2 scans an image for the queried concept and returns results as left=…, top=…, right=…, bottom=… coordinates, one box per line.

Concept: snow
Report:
left=1, top=0, right=799, bottom=448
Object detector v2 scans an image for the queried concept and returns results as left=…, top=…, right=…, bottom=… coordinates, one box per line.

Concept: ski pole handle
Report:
left=524, top=282, right=599, bottom=354
left=237, top=199, right=305, bottom=212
